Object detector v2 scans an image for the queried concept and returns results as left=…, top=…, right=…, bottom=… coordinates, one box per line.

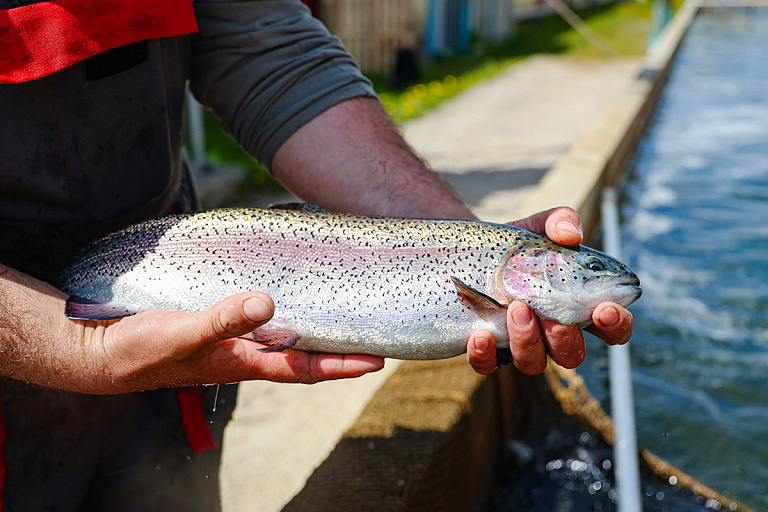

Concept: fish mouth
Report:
left=618, top=274, right=641, bottom=287
left=588, top=274, right=640, bottom=289
left=612, top=275, right=642, bottom=306
left=617, top=284, right=643, bottom=301
left=586, top=274, right=642, bottom=306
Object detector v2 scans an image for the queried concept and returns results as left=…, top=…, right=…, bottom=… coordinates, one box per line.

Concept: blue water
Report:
left=583, top=8, right=768, bottom=510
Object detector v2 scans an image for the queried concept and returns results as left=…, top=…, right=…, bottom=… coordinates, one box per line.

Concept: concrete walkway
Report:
left=403, top=55, right=641, bottom=224
left=218, top=54, right=642, bottom=512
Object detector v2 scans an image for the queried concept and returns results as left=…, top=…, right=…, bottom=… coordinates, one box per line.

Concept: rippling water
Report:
left=585, top=7, right=768, bottom=510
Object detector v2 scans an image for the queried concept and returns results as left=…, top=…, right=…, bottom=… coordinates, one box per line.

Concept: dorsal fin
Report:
left=268, top=203, right=328, bottom=213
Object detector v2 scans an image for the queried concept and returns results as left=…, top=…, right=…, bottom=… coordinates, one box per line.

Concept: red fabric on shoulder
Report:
left=0, top=0, right=198, bottom=84
left=175, top=386, right=217, bottom=454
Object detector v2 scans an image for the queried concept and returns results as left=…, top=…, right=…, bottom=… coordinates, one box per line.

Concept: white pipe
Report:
left=601, top=188, right=643, bottom=512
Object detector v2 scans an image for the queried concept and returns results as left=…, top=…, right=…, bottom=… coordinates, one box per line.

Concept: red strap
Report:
left=175, top=386, right=217, bottom=454
left=0, top=0, right=198, bottom=84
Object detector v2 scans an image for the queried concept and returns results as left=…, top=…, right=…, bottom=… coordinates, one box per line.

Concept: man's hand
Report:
left=71, top=292, right=385, bottom=394
left=466, top=207, right=634, bottom=375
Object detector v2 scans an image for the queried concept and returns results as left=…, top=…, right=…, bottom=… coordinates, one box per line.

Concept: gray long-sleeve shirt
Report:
left=0, top=0, right=376, bottom=281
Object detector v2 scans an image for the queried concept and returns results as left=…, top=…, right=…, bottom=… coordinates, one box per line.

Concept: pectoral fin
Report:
left=452, top=277, right=512, bottom=362
left=451, top=277, right=507, bottom=317
left=252, top=327, right=301, bottom=353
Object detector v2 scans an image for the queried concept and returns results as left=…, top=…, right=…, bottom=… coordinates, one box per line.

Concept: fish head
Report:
left=492, top=235, right=642, bottom=327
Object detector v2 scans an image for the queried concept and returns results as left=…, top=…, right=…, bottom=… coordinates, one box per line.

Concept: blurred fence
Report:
left=318, top=0, right=516, bottom=75
left=514, top=0, right=613, bottom=21
left=313, top=0, right=615, bottom=74
left=321, top=0, right=420, bottom=75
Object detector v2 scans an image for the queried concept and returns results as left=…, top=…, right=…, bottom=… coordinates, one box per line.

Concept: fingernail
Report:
left=598, top=305, right=619, bottom=328
left=243, top=296, right=272, bottom=323
left=512, top=305, right=533, bottom=326
left=474, top=336, right=490, bottom=355
left=556, top=220, right=583, bottom=238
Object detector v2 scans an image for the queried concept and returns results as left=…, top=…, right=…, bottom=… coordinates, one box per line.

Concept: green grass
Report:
left=200, top=0, right=673, bottom=186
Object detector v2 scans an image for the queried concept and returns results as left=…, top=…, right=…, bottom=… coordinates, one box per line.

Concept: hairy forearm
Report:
left=0, top=263, right=99, bottom=391
left=272, top=97, right=478, bottom=221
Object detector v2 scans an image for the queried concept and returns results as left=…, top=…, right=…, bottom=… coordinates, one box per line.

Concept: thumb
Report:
left=179, top=292, right=275, bottom=346
left=510, top=206, right=583, bottom=246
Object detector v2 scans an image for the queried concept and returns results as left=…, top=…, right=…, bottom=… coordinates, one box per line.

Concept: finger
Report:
left=467, top=330, right=497, bottom=375
left=174, top=292, right=275, bottom=349
left=507, top=302, right=547, bottom=375
left=245, top=350, right=385, bottom=384
left=509, top=206, right=583, bottom=246
left=586, top=303, right=634, bottom=346
left=540, top=319, right=586, bottom=369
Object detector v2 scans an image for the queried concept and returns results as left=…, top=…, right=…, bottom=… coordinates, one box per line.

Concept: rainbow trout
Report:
left=58, top=207, right=641, bottom=360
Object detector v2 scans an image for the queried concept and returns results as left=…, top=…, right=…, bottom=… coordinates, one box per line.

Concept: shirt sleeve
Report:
left=189, top=0, right=378, bottom=170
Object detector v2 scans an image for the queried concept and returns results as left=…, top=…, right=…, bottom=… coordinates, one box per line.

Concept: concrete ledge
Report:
left=281, top=358, right=501, bottom=512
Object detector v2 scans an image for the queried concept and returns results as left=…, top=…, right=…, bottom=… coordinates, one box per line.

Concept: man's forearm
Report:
left=0, top=263, right=93, bottom=391
left=272, top=97, right=478, bottom=221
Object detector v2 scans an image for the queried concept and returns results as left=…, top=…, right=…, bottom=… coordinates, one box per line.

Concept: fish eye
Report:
left=583, top=256, right=607, bottom=272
